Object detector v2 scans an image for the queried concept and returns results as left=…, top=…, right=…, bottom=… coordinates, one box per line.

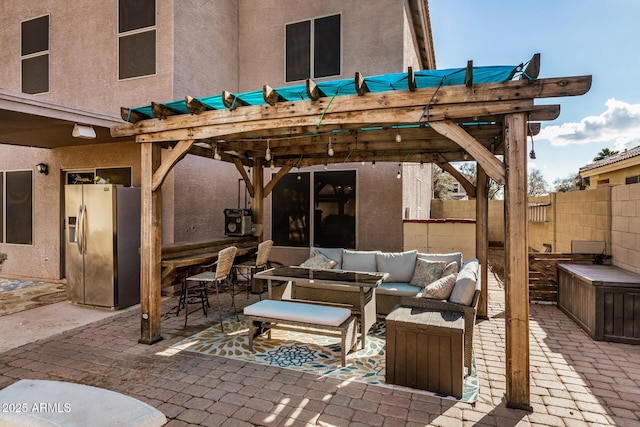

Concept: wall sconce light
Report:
left=72, top=124, right=96, bottom=139
left=36, top=163, right=48, bottom=175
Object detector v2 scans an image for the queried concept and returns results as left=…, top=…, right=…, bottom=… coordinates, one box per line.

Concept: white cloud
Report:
left=538, top=99, right=640, bottom=151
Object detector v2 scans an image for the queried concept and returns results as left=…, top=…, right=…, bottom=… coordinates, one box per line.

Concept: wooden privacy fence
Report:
left=528, top=253, right=604, bottom=302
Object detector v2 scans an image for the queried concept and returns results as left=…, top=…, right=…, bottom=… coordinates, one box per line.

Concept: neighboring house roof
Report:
left=579, top=145, right=640, bottom=174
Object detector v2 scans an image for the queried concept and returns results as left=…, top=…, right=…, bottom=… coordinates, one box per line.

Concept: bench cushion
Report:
left=244, top=300, right=351, bottom=327
left=449, top=258, right=479, bottom=305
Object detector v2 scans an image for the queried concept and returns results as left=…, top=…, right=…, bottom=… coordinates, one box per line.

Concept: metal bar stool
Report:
left=180, top=246, right=238, bottom=329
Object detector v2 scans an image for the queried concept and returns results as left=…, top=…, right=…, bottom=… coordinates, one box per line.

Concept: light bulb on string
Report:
left=327, top=142, right=334, bottom=157
left=395, top=128, right=402, bottom=143
left=213, top=143, right=222, bottom=160
left=270, top=159, right=275, bottom=170
left=396, top=163, right=402, bottom=179
left=265, top=139, right=272, bottom=161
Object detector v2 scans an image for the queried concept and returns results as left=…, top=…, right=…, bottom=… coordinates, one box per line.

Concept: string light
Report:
left=213, top=142, right=222, bottom=160
left=270, top=159, right=274, bottom=170
left=265, top=139, right=272, bottom=161
left=327, top=142, right=334, bottom=157
left=396, top=163, right=402, bottom=179
left=395, top=128, right=402, bottom=143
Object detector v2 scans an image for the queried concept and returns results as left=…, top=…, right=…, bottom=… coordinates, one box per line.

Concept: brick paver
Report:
left=1, top=270, right=640, bottom=426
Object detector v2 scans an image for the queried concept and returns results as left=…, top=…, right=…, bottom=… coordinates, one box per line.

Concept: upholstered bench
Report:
left=0, top=379, right=167, bottom=426
left=244, top=299, right=358, bottom=366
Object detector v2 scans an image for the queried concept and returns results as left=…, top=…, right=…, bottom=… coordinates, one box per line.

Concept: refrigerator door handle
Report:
left=77, top=204, right=86, bottom=255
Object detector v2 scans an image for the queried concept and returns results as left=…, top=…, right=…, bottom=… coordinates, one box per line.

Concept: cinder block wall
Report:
left=611, top=183, right=640, bottom=273
left=430, top=199, right=505, bottom=245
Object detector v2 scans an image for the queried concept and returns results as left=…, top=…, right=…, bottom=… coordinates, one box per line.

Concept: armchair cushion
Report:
left=300, top=250, right=337, bottom=269
left=377, top=282, right=422, bottom=296
left=421, top=273, right=457, bottom=300
left=409, top=258, right=446, bottom=288
left=449, top=258, right=479, bottom=305
left=376, top=250, right=418, bottom=283
left=417, top=252, right=463, bottom=268
left=342, top=250, right=378, bottom=272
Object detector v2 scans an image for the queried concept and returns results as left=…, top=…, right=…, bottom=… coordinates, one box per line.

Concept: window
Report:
left=285, top=14, right=341, bottom=82
left=625, top=175, right=640, bottom=185
left=271, top=170, right=356, bottom=248
left=2, top=171, right=33, bottom=245
left=21, top=15, right=49, bottom=94
left=118, top=0, right=156, bottom=80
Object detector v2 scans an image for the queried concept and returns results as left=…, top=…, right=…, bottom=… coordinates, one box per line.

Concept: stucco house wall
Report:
left=1, top=1, right=434, bottom=280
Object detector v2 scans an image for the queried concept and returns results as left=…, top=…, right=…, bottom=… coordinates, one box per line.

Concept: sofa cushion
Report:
left=342, top=250, right=378, bottom=272
left=409, top=259, right=446, bottom=288
left=443, top=260, right=460, bottom=277
left=311, top=247, right=343, bottom=269
left=376, top=250, right=418, bottom=283
left=300, top=250, right=337, bottom=269
left=376, top=282, right=422, bottom=296
left=421, top=273, right=457, bottom=300
left=417, top=252, right=462, bottom=268
left=449, top=258, right=479, bottom=305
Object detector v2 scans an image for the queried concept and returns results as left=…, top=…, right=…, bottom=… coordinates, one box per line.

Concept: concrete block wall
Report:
left=611, top=183, right=640, bottom=273
left=404, top=220, right=476, bottom=261
left=430, top=199, right=505, bottom=244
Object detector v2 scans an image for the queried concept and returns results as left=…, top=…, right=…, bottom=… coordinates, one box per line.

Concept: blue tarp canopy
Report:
left=126, top=65, right=521, bottom=122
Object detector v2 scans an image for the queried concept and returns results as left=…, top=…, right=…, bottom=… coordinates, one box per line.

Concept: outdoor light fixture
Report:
left=270, top=159, right=275, bottom=170
left=396, top=163, right=402, bottom=179
left=327, top=142, right=334, bottom=157
left=265, top=140, right=272, bottom=161
left=529, top=133, right=536, bottom=159
left=213, top=142, right=222, bottom=160
left=395, top=128, right=402, bottom=143
left=36, top=163, right=48, bottom=175
left=463, top=152, right=469, bottom=161
left=72, top=124, right=96, bottom=139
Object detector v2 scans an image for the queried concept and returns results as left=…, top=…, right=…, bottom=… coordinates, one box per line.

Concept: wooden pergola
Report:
left=111, top=55, right=591, bottom=409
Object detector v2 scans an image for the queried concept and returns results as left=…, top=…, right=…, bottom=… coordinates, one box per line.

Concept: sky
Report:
left=428, top=0, right=640, bottom=186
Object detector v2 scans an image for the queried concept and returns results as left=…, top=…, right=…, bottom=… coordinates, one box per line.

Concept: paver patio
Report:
left=1, top=270, right=639, bottom=426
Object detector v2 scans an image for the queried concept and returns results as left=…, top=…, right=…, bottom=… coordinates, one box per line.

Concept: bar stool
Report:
left=179, top=246, right=237, bottom=329
left=233, top=240, right=273, bottom=300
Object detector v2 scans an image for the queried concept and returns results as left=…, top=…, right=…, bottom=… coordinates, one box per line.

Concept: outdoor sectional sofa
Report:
left=292, top=247, right=482, bottom=372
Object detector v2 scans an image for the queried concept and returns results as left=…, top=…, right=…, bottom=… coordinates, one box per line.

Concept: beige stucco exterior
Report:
left=0, top=1, right=433, bottom=280
left=581, top=162, right=640, bottom=189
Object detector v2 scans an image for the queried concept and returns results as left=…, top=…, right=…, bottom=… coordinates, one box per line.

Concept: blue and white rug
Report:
left=169, top=316, right=478, bottom=402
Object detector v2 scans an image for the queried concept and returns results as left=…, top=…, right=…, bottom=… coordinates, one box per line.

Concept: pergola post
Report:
left=252, top=160, right=264, bottom=240
left=504, top=112, right=531, bottom=409
left=476, top=165, right=489, bottom=318
left=139, top=142, right=163, bottom=344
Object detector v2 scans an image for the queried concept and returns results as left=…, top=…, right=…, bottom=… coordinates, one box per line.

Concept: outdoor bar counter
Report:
left=557, top=263, right=640, bottom=344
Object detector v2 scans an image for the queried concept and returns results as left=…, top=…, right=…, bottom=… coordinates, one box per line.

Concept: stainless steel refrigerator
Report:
left=65, top=184, right=141, bottom=309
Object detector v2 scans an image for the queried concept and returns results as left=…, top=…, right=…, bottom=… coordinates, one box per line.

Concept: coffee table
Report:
left=254, top=266, right=387, bottom=348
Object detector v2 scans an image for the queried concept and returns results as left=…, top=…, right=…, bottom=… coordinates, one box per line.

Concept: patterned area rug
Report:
left=0, top=279, right=67, bottom=317
left=169, top=316, right=478, bottom=402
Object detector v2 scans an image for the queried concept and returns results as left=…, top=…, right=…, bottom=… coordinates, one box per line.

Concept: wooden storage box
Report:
left=558, top=263, right=640, bottom=344
left=385, top=305, right=464, bottom=397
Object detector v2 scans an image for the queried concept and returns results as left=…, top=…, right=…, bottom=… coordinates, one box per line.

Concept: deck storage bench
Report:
left=385, top=305, right=465, bottom=397
left=557, top=263, right=640, bottom=344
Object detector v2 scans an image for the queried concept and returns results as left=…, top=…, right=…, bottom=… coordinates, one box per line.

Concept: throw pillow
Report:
left=409, top=259, right=446, bottom=288
left=442, top=260, right=460, bottom=277
left=422, top=274, right=457, bottom=300
left=300, top=250, right=337, bottom=269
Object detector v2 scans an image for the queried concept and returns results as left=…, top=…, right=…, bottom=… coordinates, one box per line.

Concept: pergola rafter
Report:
left=112, top=56, right=591, bottom=410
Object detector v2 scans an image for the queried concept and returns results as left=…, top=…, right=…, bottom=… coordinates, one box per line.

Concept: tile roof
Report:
left=579, top=145, right=640, bottom=172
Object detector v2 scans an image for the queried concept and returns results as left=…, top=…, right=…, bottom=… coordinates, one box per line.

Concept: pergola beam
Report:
left=151, top=102, right=182, bottom=119
left=429, top=120, right=506, bottom=185
left=113, top=76, right=590, bottom=138
left=434, top=154, right=477, bottom=198
left=152, top=139, right=194, bottom=192
left=263, top=85, right=286, bottom=106
left=185, top=96, right=213, bottom=114
left=233, top=157, right=255, bottom=198
left=355, top=72, right=370, bottom=96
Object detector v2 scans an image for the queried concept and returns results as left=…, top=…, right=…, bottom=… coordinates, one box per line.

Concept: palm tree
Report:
left=593, top=148, right=619, bottom=161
